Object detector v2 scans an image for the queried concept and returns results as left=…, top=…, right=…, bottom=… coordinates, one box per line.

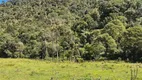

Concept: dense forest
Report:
left=0, top=0, right=142, bottom=62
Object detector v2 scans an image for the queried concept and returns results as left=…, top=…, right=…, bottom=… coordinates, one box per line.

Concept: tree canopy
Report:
left=0, top=0, right=142, bottom=62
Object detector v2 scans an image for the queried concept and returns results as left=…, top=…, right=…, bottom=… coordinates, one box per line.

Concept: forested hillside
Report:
left=0, top=0, right=142, bottom=62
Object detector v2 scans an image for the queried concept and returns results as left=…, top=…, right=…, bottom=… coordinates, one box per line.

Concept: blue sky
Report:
left=0, top=0, right=7, bottom=4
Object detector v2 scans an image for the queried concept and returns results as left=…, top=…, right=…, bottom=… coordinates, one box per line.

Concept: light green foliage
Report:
left=95, top=33, right=118, bottom=54
left=84, top=14, right=98, bottom=29
left=92, top=42, right=106, bottom=56
left=123, top=26, right=142, bottom=46
left=103, top=19, right=126, bottom=40
left=90, top=8, right=100, bottom=21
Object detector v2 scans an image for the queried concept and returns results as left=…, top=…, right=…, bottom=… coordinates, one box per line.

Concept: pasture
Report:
left=0, top=59, right=142, bottom=80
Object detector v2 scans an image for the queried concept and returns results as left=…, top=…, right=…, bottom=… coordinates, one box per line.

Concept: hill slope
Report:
left=0, top=0, right=142, bottom=62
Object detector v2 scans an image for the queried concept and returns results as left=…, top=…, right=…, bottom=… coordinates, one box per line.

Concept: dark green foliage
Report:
left=0, top=0, right=141, bottom=62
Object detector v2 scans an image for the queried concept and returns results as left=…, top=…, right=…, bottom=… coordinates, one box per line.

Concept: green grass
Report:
left=0, top=59, right=142, bottom=80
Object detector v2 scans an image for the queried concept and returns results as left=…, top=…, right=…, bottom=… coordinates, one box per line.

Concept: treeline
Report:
left=0, top=0, right=142, bottom=62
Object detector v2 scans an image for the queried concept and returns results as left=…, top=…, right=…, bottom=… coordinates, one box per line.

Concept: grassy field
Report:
left=0, top=59, right=142, bottom=80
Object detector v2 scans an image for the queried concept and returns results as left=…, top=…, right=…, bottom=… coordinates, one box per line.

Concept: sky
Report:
left=0, top=0, right=7, bottom=4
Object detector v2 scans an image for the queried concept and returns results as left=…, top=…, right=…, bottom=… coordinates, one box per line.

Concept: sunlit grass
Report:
left=0, top=59, right=142, bottom=80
